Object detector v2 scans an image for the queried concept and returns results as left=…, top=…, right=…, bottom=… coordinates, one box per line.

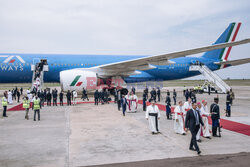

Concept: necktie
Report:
left=194, top=109, right=199, bottom=125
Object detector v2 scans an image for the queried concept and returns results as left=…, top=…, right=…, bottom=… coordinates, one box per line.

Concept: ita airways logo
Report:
left=70, top=75, right=83, bottom=86
left=0, top=55, right=26, bottom=63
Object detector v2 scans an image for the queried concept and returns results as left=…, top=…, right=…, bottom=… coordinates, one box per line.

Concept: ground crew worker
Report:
left=2, top=93, right=8, bottom=117
left=23, top=96, right=30, bottom=120
left=33, top=96, right=41, bottom=121
left=229, top=89, right=235, bottom=105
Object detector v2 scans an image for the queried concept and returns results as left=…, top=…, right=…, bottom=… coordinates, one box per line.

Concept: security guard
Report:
left=33, top=96, right=41, bottom=121
left=23, top=96, right=30, bottom=120
left=210, top=97, right=220, bottom=137
left=2, top=93, right=8, bottom=117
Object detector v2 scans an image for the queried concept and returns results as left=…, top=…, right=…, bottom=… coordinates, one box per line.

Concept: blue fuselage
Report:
left=0, top=53, right=220, bottom=83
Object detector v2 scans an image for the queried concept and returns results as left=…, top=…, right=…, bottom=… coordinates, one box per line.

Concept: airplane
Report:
left=0, top=22, right=250, bottom=93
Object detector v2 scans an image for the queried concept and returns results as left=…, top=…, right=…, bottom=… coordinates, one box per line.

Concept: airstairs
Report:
left=189, top=65, right=231, bottom=93
left=31, top=60, right=49, bottom=92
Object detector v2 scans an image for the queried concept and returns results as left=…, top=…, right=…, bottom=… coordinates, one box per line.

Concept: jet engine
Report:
left=60, top=69, right=97, bottom=92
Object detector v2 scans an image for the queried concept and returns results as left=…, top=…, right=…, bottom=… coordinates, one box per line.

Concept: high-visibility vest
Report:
left=33, top=99, right=40, bottom=110
left=2, top=97, right=7, bottom=107
left=23, top=100, right=30, bottom=109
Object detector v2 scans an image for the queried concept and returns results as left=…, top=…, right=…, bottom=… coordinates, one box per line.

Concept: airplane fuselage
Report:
left=0, top=53, right=220, bottom=83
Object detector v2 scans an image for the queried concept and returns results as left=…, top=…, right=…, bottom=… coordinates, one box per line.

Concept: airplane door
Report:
left=33, top=58, right=40, bottom=65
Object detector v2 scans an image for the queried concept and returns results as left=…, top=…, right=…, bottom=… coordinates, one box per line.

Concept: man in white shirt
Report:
left=146, top=100, right=160, bottom=134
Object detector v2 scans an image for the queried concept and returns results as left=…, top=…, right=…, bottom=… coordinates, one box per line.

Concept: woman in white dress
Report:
left=174, top=101, right=186, bottom=135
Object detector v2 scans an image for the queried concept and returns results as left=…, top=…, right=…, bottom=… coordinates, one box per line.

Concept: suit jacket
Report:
left=185, top=109, right=204, bottom=132
left=120, top=98, right=127, bottom=109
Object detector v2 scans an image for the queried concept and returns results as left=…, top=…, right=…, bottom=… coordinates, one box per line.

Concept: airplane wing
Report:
left=90, top=39, right=250, bottom=77
left=214, top=57, right=250, bottom=66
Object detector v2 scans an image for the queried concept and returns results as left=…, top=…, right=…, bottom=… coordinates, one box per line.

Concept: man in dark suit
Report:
left=120, top=95, right=128, bottom=116
left=210, top=97, right=220, bottom=137
left=165, top=92, right=171, bottom=120
left=94, top=89, right=99, bottom=105
left=185, top=102, right=204, bottom=155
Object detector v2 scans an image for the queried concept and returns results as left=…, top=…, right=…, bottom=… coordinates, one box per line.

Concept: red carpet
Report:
left=7, top=101, right=115, bottom=111
left=7, top=100, right=250, bottom=136
left=138, top=100, right=250, bottom=136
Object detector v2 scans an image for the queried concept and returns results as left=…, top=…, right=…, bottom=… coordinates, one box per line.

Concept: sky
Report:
left=0, top=0, right=249, bottom=79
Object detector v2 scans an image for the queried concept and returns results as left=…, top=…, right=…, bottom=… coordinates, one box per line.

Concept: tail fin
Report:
left=202, top=22, right=241, bottom=61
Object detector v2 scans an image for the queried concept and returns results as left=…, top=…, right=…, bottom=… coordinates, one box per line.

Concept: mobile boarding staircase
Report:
left=31, top=61, right=49, bottom=91
left=189, top=65, right=231, bottom=93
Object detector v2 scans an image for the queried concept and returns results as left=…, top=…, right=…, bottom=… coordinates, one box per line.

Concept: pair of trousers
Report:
left=190, top=125, right=200, bottom=152
left=3, top=106, right=7, bottom=116
left=34, top=110, right=40, bottom=120
left=166, top=105, right=171, bottom=119
left=143, top=100, right=146, bottom=111
left=226, top=103, right=231, bottom=117
left=67, top=99, right=71, bottom=106
left=53, top=99, right=57, bottom=106
left=117, top=100, right=121, bottom=110
left=95, top=98, right=99, bottom=105
left=25, top=108, right=29, bottom=119
left=60, top=99, right=63, bottom=106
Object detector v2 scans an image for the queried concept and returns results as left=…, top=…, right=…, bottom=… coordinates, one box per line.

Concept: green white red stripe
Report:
left=220, top=22, right=241, bottom=68
left=70, top=75, right=82, bottom=86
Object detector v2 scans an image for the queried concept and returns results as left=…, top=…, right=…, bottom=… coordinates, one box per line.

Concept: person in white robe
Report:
left=174, top=101, right=186, bottom=135
left=196, top=102, right=203, bottom=142
left=183, top=98, right=192, bottom=120
left=72, top=90, right=78, bottom=105
left=201, top=100, right=211, bottom=139
left=146, top=100, right=160, bottom=134
left=128, top=92, right=138, bottom=113
left=7, top=90, right=13, bottom=104
left=26, top=89, right=32, bottom=101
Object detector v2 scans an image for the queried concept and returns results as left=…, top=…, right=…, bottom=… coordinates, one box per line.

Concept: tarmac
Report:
left=0, top=85, right=250, bottom=167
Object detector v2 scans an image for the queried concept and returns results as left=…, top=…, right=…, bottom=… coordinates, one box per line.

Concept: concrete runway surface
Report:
left=0, top=85, right=250, bottom=167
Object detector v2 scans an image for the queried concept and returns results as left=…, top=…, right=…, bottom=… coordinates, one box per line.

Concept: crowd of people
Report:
left=1, top=84, right=235, bottom=155
left=115, top=86, right=235, bottom=155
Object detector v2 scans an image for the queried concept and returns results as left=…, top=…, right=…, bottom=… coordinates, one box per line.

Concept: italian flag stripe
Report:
left=224, top=23, right=241, bottom=61
left=219, top=23, right=235, bottom=61
left=70, top=75, right=81, bottom=86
